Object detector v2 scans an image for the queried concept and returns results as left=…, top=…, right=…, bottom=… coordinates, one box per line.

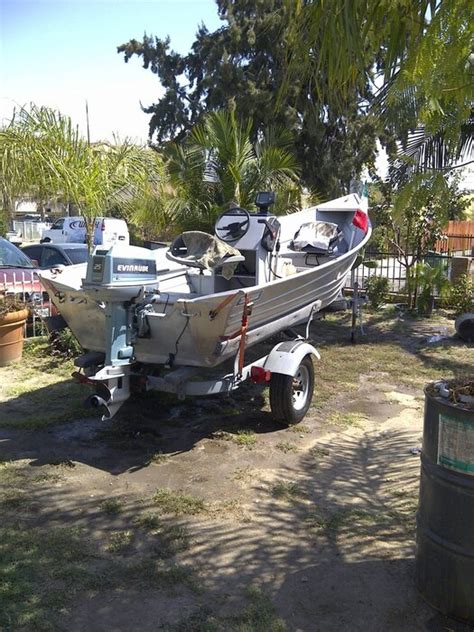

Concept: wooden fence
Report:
left=435, top=221, right=474, bottom=254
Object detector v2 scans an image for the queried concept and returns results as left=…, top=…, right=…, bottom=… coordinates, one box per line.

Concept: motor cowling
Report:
left=83, top=244, right=158, bottom=302
left=82, top=244, right=160, bottom=375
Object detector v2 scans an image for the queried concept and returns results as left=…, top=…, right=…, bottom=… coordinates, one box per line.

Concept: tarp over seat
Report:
left=291, top=221, right=341, bottom=253
left=168, top=231, right=243, bottom=279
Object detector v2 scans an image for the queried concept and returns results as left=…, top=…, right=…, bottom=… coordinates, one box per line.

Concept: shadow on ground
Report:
left=1, top=391, right=473, bottom=631
left=0, top=378, right=278, bottom=474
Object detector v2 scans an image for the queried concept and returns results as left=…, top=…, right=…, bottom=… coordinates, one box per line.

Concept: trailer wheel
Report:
left=269, top=354, right=314, bottom=424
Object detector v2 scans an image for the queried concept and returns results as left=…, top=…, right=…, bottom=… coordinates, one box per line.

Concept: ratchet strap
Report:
left=209, top=292, right=239, bottom=320
left=238, top=293, right=251, bottom=374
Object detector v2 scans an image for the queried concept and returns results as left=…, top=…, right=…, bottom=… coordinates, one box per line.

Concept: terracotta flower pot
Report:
left=0, top=308, right=29, bottom=366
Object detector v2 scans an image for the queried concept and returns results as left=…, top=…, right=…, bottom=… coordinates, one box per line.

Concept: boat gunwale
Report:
left=174, top=224, right=372, bottom=306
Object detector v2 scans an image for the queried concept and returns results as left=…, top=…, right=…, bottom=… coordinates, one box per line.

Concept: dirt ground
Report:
left=0, top=311, right=473, bottom=631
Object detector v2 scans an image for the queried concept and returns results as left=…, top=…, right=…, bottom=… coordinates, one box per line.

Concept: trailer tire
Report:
left=269, top=354, right=314, bottom=424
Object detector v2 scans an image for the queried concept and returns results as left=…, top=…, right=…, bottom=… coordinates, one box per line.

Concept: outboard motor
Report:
left=81, top=244, right=159, bottom=418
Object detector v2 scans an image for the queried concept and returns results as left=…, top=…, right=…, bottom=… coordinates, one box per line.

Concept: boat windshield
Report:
left=0, top=238, right=34, bottom=269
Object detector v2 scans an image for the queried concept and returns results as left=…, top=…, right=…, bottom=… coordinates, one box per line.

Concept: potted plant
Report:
left=0, top=296, right=29, bottom=366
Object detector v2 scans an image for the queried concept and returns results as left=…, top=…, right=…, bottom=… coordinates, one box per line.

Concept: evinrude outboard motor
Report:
left=81, top=244, right=159, bottom=418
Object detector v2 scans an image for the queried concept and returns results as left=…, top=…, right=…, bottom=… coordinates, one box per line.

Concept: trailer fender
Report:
left=263, top=340, right=320, bottom=377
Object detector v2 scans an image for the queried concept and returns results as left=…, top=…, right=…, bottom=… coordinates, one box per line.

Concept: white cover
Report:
left=292, top=221, right=339, bottom=251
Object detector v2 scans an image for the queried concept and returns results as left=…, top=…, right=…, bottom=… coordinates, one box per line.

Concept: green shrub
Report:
left=443, top=274, right=474, bottom=315
left=365, top=275, right=390, bottom=310
left=48, top=327, right=82, bottom=359
left=414, top=262, right=449, bottom=316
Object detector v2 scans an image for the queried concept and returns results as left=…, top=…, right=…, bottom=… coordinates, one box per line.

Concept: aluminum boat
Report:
left=38, top=191, right=371, bottom=420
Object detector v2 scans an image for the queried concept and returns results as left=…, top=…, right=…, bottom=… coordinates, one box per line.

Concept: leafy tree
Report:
left=283, top=0, right=473, bottom=172
left=372, top=171, right=469, bottom=308
left=118, top=0, right=379, bottom=197
left=0, top=107, right=59, bottom=222
left=0, top=106, right=165, bottom=248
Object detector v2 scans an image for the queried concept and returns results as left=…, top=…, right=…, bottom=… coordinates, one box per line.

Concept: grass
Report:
left=286, top=424, right=311, bottom=434
left=0, top=310, right=470, bottom=630
left=275, top=441, right=298, bottom=453
left=0, top=338, right=89, bottom=429
left=271, top=482, right=302, bottom=501
left=233, top=429, right=257, bottom=448
left=100, top=497, right=124, bottom=516
left=31, top=471, right=62, bottom=484
left=212, top=428, right=258, bottom=448
left=305, top=507, right=392, bottom=537
left=1, top=489, right=30, bottom=510
left=152, top=488, right=206, bottom=516
left=236, top=586, right=286, bottom=631
left=308, top=446, right=330, bottom=459
left=135, top=511, right=161, bottom=531
left=312, top=312, right=473, bottom=407
left=147, top=451, right=169, bottom=465
left=155, top=524, right=191, bottom=558
left=50, top=458, right=76, bottom=469
left=0, top=526, right=93, bottom=630
left=0, top=523, right=196, bottom=630
left=389, top=487, right=419, bottom=526
left=327, top=411, right=368, bottom=429
left=0, top=462, right=198, bottom=630
left=107, top=530, right=134, bottom=553
left=233, top=467, right=257, bottom=485
left=133, top=512, right=191, bottom=557
left=120, top=559, right=196, bottom=590
left=0, top=461, right=53, bottom=513
left=164, top=586, right=286, bottom=631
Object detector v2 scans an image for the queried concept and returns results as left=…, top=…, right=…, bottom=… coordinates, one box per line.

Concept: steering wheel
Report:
left=215, top=208, right=250, bottom=243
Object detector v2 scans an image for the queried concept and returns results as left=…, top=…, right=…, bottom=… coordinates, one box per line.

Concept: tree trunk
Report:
left=83, top=214, right=94, bottom=252
left=2, top=193, right=15, bottom=227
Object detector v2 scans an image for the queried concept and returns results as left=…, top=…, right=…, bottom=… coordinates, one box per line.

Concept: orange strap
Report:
left=238, top=294, right=250, bottom=374
left=209, top=292, right=238, bottom=320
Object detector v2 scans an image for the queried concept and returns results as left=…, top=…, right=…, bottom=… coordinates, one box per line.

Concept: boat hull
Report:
left=39, top=200, right=371, bottom=369
left=134, top=246, right=360, bottom=367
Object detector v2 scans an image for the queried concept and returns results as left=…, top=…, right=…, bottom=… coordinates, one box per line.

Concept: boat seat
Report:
left=167, top=231, right=245, bottom=279
left=291, top=221, right=343, bottom=254
left=289, top=221, right=348, bottom=266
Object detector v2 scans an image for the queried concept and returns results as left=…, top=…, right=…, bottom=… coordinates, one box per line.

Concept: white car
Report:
left=41, top=216, right=129, bottom=247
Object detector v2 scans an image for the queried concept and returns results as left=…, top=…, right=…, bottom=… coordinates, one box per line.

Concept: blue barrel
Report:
left=416, top=384, right=474, bottom=622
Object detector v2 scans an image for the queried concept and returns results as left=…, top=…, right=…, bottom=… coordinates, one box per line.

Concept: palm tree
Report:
left=165, top=110, right=302, bottom=233
left=0, top=105, right=165, bottom=247
left=283, top=0, right=473, bottom=171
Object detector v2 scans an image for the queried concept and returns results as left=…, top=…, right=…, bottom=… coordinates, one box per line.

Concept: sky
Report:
left=1, top=1, right=472, bottom=188
left=0, top=0, right=220, bottom=143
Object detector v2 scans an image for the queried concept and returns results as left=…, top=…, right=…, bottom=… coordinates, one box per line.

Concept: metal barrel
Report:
left=416, top=385, right=474, bottom=623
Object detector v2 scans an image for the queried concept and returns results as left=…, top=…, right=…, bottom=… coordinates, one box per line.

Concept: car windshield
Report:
left=0, top=239, right=34, bottom=268
left=63, top=247, right=89, bottom=265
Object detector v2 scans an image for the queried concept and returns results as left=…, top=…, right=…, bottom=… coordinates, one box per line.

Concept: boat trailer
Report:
left=73, top=301, right=321, bottom=425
